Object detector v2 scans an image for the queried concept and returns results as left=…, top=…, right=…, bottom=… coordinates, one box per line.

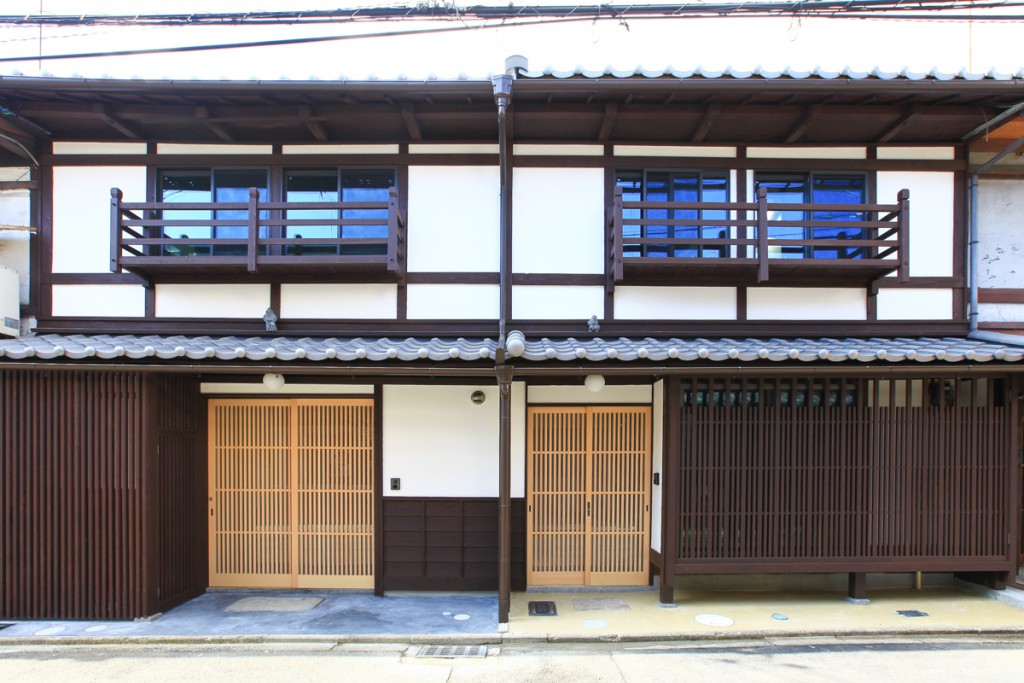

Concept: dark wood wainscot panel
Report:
left=382, top=498, right=525, bottom=591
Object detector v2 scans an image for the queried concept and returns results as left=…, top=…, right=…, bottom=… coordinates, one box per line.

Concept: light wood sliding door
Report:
left=527, top=406, right=651, bottom=586
left=209, top=399, right=375, bottom=589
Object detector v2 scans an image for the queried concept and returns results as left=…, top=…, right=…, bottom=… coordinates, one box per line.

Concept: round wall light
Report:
left=584, top=374, right=605, bottom=393
left=262, top=372, right=286, bottom=391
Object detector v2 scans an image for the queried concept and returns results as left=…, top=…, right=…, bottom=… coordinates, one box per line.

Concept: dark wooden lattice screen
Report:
left=674, top=376, right=1015, bottom=574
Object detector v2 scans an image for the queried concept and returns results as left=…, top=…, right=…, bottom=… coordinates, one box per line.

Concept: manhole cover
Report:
left=895, top=610, right=929, bottom=618
left=529, top=601, right=558, bottom=616
left=572, top=597, right=630, bottom=611
left=417, top=645, right=488, bottom=659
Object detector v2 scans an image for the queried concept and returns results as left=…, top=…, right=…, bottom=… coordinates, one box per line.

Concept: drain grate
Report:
left=417, top=645, right=488, bottom=659
left=528, top=600, right=558, bottom=616
left=895, top=610, right=929, bottom=618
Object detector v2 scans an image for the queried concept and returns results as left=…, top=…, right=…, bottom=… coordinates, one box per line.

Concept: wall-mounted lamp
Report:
left=584, top=374, right=605, bottom=393
left=262, top=372, right=285, bottom=391
left=471, top=390, right=486, bottom=405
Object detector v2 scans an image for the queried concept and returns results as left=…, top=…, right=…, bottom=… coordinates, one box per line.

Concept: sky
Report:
left=0, top=2, right=1021, bottom=81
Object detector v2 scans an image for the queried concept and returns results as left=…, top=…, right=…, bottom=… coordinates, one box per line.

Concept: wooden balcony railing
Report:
left=110, top=187, right=406, bottom=281
left=609, top=186, right=909, bottom=289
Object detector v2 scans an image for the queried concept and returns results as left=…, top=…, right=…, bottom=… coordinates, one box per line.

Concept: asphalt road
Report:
left=1, top=636, right=1023, bottom=682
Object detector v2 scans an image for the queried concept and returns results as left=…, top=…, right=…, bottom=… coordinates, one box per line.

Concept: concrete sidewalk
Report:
left=1, top=585, right=1023, bottom=645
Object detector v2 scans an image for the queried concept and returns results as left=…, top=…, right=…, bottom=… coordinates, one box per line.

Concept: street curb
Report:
left=3, top=626, right=1024, bottom=648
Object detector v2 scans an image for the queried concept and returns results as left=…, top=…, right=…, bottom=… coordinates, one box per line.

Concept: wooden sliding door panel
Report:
left=527, top=406, right=652, bottom=587
left=527, top=408, right=588, bottom=585
left=209, top=398, right=375, bottom=589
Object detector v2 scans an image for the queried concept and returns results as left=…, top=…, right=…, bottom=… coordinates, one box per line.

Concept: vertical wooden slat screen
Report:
left=527, top=406, right=651, bottom=586
left=208, top=398, right=374, bottom=589
left=673, top=376, right=1015, bottom=575
left=1, top=370, right=146, bottom=619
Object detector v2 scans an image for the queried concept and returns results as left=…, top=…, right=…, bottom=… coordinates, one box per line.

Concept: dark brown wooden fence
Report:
left=671, top=376, right=1016, bottom=575
left=0, top=369, right=205, bottom=620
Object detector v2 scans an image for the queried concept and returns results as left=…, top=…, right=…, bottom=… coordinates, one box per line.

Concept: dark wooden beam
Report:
left=92, top=104, right=143, bottom=139
left=196, top=106, right=234, bottom=142
left=784, top=104, right=823, bottom=144
left=876, top=107, right=917, bottom=143
left=298, top=105, right=330, bottom=142
left=0, top=180, right=38, bottom=190
left=691, top=103, right=720, bottom=143
left=401, top=103, right=423, bottom=141
left=598, top=103, right=618, bottom=141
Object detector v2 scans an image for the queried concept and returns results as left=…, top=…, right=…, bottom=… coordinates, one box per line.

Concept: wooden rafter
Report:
left=691, top=103, right=720, bottom=143
left=598, top=103, right=618, bottom=141
left=401, top=103, right=422, bottom=141
left=93, top=104, right=143, bottom=139
left=784, top=104, right=823, bottom=144
left=876, top=107, right=917, bottom=143
left=298, top=105, right=330, bottom=142
left=196, top=106, right=234, bottom=142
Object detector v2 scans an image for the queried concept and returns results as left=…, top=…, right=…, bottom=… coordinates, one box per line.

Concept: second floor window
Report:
left=285, top=169, right=395, bottom=256
left=616, top=169, right=729, bottom=258
left=755, top=173, right=867, bottom=259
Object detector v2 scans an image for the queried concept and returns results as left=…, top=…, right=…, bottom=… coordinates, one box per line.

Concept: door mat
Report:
left=572, top=597, right=630, bottom=611
left=528, top=600, right=558, bottom=616
left=417, top=645, right=488, bottom=658
left=225, top=597, right=324, bottom=613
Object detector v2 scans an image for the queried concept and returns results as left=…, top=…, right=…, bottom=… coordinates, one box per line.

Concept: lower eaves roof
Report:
left=0, top=333, right=1021, bottom=365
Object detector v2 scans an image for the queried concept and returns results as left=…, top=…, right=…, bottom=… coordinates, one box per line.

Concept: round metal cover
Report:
left=694, top=613, right=734, bottom=627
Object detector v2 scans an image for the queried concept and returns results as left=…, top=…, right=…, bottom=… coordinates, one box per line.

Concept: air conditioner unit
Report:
left=0, top=265, right=19, bottom=337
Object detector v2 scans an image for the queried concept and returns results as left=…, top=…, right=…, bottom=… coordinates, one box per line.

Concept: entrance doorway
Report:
left=526, top=406, right=651, bottom=586
left=208, top=398, right=375, bottom=589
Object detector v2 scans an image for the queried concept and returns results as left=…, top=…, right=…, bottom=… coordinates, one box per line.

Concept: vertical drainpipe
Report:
left=492, top=56, right=524, bottom=627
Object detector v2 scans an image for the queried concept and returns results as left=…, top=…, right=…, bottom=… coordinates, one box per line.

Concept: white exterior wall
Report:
left=527, top=385, right=653, bottom=405
left=406, top=284, right=499, bottom=319
left=747, top=288, right=866, bottom=320
left=280, top=284, right=397, bottom=319
left=382, top=385, right=499, bottom=498
left=512, top=285, right=604, bottom=320
left=407, top=166, right=499, bottom=272
left=650, top=380, right=664, bottom=554
left=0, top=170, right=31, bottom=305
left=513, top=168, right=605, bottom=274
left=615, top=286, right=736, bottom=320
left=52, top=165, right=147, bottom=274
left=876, top=288, right=953, bottom=320
left=977, top=179, right=1023, bottom=295
left=200, top=383, right=375, bottom=395
left=51, top=284, right=146, bottom=317
left=877, top=171, right=954, bottom=277
left=156, top=284, right=270, bottom=318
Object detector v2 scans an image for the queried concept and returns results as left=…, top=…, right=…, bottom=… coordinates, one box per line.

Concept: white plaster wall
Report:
left=512, top=285, right=605, bottom=320
left=513, top=168, right=605, bottom=274
left=201, top=383, right=374, bottom=395
left=747, top=288, right=866, bottom=320
left=0, top=181, right=31, bottom=304
left=512, top=381, right=526, bottom=499
left=614, top=145, right=737, bottom=158
left=156, top=284, right=270, bottom=318
left=650, top=380, right=664, bottom=554
left=876, top=288, right=953, bottom=320
left=515, top=145, right=604, bottom=156
left=383, top=385, right=499, bottom=498
left=280, top=283, right=397, bottom=319
left=407, top=166, right=499, bottom=272
left=281, top=144, right=399, bottom=155
left=979, top=303, right=1024, bottom=324
left=52, top=142, right=147, bottom=155
left=408, top=144, right=498, bottom=155
left=877, top=171, right=954, bottom=277
left=0, top=266, right=19, bottom=334
left=977, top=179, right=1023, bottom=288
left=52, top=166, right=147, bottom=273
left=406, top=284, right=499, bottom=319
left=51, top=284, right=146, bottom=317
left=747, top=147, right=866, bottom=159
left=527, top=385, right=653, bottom=405
left=156, top=143, right=271, bottom=155
left=615, top=286, right=737, bottom=320
left=876, top=147, right=955, bottom=161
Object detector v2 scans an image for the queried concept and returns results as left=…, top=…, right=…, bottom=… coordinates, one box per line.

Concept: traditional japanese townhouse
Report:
left=1, top=62, right=1022, bottom=625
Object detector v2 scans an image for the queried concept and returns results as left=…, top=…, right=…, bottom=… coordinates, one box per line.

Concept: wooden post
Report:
left=497, top=364, right=514, bottom=624
left=756, top=186, right=769, bottom=283
left=847, top=572, right=868, bottom=603
left=387, top=186, right=400, bottom=279
left=660, top=376, right=681, bottom=604
left=110, top=187, right=123, bottom=273
left=897, top=188, right=910, bottom=283
left=610, top=185, right=623, bottom=292
left=247, top=187, right=259, bottom=274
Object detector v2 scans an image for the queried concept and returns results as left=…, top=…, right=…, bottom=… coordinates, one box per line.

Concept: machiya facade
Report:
left=0, top=66, right=1022, bottom=624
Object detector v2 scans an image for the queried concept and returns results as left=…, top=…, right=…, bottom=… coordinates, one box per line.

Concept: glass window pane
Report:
left=758, top=174, right=808, bottom=258
left=159, top=170, right=212, bottom=255
left=812, top=175, right=866, bottom=259
left=341, top=169, right=393, bottom=255
left=286, top=171, right=339, bottom=247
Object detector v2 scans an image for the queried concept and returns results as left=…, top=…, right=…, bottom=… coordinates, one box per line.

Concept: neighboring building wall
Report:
left=978, top=178, right=1024, bottom=331
left=0, top=370, right=206, bottom=620
left=0, top=168, right=31, bottom=307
